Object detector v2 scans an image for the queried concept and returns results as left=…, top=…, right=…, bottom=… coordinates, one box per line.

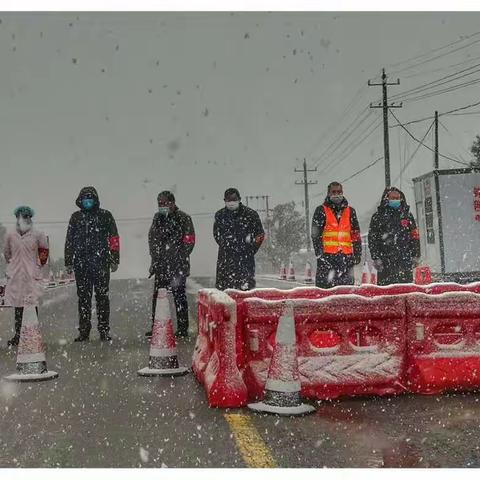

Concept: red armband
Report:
left=183, top=234, right=195, bottom=245
left=351, top=230, right=361, bottom=242
left=109, top=236, right=120, bottom=252
left=38, top=247, right=49, bottom=266
left=410, top=228, right=420, bottom=240
left=255, top=233, right=265, bottom=246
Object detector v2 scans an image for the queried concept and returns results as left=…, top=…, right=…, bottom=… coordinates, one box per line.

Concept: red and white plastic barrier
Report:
left=193, top=282, right=480, bottom=408
left=405, top=292, right=480, bottom=394
left=242, top=295, right=407, bottom=401
left=193, top=289, right=248, bottom=407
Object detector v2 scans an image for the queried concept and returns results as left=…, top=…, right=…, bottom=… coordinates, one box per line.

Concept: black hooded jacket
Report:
left=64, top=187, right=120, bottom=269
left=148, top=206, right=195, bottom=280
left=311, top=196, right=362, bottom=264
left=368, top=187, right=420, bottom=269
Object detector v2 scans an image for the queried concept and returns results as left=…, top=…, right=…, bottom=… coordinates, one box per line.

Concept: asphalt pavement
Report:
left=0, top=276, right=479, bottom=468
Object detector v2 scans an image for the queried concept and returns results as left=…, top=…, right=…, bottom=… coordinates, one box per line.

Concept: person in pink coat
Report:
left=3, top=206, right=49, bottom=346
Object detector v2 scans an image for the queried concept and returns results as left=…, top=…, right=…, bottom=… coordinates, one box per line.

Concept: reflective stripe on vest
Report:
left=322, top=206, right=353, bottom=255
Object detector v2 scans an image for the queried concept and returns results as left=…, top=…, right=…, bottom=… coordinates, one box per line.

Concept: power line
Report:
left=389, top=110, right=470, bottom=166
left=386, top=30, right=480, bottom=72
left=390, top=63, right=480, bottom=101
left=390, top=99, right=480, bottom=128
left=394, top=120, right=435, bottom=184
left=320, top=117, right=383, bottom=176
left=311, top=108, right=371, bottom=169
left=404, top=53, right=480, bottom=79
left=402, top=77, right=480, bottom=103
left=389, top=37, right=480, bottom=77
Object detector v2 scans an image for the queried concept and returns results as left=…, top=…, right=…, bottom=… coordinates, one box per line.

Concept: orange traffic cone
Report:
left=279, top=262, right=287, bottom=280
left=370, top=265, right=378, bottom=285
left=304, top=261, right=314, bottom=285
left=287, top=261, right=296, bottom=281
left=415, top=265, right=432, bottom=285
left=248, top=302, right=315, bottom=416
left=138, top=288, right=189, bottom=377
left=4, top=307, right=58, bottom=382
left=361, top=262, right=371, bottom=284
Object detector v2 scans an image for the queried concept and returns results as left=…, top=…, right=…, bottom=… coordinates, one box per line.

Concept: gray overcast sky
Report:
left=1, top=11, right=479, bottom=277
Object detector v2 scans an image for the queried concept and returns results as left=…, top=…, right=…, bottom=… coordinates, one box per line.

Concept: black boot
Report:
left=100, top=332, right=112, bottom=342
left=7, top=335, right=19, bottom=347
left=74, top=334, right=90, bottom=342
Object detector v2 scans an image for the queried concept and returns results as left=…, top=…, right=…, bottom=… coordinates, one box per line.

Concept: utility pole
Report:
left=295, top=159, right=317, bottom=251
left=434, top=110, right=439, bottom=170
left=368, top=68, right=402, bottom=188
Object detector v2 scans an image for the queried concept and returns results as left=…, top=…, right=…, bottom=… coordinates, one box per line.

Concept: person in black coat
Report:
left=368, top=187, right=421, bottom=286
left=311, top=182, right=362, bottom=288
left=214, top=188, right=265, bottom=290
left=65, top=186, right=120, bottom=342
left=147, top=191, right=195, bottom=338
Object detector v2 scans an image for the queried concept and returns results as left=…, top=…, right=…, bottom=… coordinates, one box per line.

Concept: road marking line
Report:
left=224, top=413, right=277, bottom=468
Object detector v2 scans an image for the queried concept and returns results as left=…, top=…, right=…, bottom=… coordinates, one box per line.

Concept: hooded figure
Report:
left=311, top=182, right=362, bottom=288
left=3, top=206, right=49, bottom=346
left=368, top=187, right=421, bottom=286
left=147, top=191, right=195, bottom=338
left=64, top=187, right=120, bottom=341
left=214, top=188, right=265, bottom=290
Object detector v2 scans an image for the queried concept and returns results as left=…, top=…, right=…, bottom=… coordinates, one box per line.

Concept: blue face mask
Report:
left=158, top=206, right=170, bottom=216
left=388, top=199, right=401, bottom=209
left=82, top=198, right=95, bottom=210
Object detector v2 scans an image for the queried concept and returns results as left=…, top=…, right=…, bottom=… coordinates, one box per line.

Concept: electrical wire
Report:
left=390, top=63, right=480, bottom=101
left=389, top=110, right=470, bottom=166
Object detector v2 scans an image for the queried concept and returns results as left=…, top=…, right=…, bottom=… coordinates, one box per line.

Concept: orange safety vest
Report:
left=322, top=206, right=353, bottom=255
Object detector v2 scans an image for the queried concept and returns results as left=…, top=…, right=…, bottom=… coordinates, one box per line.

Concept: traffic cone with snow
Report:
left=304, top=261, right=314, bottom=285
left=361, top=262, right=371, bottom=284
left=248, top=302, right=315, bottom=416
left=415, top=265, right=432, bottom=285
left=370, top=265, right=378, bottom=285
left=278, top=262, right=287, bottom=280
left=138, top=288, right=189, bottom=377
left=287, top=261, right=296, bottom=281
left=4, top=307, right=58, bottom=382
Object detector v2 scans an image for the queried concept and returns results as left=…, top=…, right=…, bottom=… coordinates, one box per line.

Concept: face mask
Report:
left=388, top=199, right=401, bottom=209
left=82, top=198, right=95, bottom=210
left=225, top=201, right=240, bottom=211
left=158, top=206, right=170, bottom=216
left=17, top=217, right=32, bottom=233
left=329, top=195, right=344, bottom=204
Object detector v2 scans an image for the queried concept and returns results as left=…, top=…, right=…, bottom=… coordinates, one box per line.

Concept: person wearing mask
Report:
left=214, top=187, right=265, bottom=290
left=64, top=187, right=120, bottom=342
left=147, top=191, right=195, bottom=339
left=311, top=182, right=362, bottom=288
left=368, top=187, right=421, bottom=286
left=3, top=206, right=49, bottom=346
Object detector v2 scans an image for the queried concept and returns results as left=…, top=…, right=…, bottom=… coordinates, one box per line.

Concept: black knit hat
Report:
left=224, top=187, right=241, bottom=199
left=158, top=191, right=176, bottom=203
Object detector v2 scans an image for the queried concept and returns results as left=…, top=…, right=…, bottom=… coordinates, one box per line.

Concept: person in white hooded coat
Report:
left=3, top=206, right=49, bottom=346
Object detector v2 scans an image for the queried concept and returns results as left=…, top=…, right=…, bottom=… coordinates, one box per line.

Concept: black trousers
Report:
left=75, top=266, right=110, bottom=336
left=152, top=274, right=189, bottom=334
left=315, top=254, right=355, bottom=289
left=377, top=268, right=413, bottom=286
left=13, top=307, right=39, bottom=336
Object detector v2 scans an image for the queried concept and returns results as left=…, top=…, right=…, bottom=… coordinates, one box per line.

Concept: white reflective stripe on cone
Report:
left=17, top=352, right=46, bottom=363
left=23, top=307, right=39, bottom=326
left=150, top=347, right=176, bottom=357
left=265, top=378, right=301, bottom=393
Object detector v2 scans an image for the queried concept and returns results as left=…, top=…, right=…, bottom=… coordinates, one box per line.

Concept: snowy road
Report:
left=1, top=277, right=480, bottom=467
